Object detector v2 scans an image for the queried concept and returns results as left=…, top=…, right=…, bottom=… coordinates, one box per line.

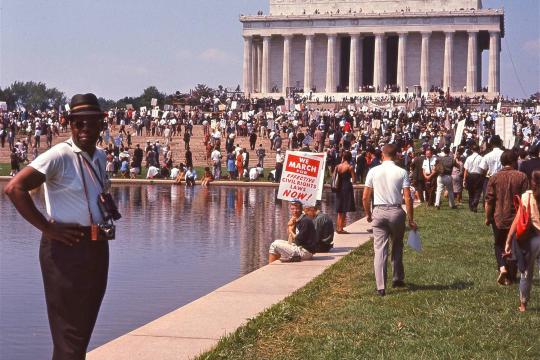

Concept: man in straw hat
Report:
left=5, top=93, right=114, bottom=359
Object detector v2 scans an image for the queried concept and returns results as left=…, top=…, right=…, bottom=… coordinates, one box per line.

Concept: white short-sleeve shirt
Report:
left=365, top=161, right=410, bottom=206
left=479, top=147, right=503, bottom=177
left=29, top=139, right=107, bottom=226
left=422, top=156, right=437, bottom=175
left=463, top=153, right=484, bottom=174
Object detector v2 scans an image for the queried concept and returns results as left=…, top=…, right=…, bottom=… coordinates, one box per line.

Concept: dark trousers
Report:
left=40, top=236, right=109, bottom=360
left=491, top=225, right=517, bottom=279
left=424, top=179, right=436, bottom=206
left=466, top=173, right=484, bottom=212
left=275, top=163, right=283, bottom=182
left=414, top=179, right=425, bottom=202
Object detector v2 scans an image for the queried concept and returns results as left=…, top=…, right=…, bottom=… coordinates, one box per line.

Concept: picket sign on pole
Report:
left=277, top=151, right=327, bottom=207
left=453, top=119, right=466, bottom=147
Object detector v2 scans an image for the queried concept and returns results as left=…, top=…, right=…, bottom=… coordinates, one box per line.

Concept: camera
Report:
left=91, top=222, right=116, bottom=241
left=91, top=192, right=120, bottom=241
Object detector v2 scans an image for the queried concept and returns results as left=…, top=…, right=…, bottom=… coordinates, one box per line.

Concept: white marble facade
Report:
left=241, top=0, right=504, bottom=97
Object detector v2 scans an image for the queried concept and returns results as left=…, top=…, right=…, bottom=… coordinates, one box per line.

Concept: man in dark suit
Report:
left=410, top=150, right=425, bottom=202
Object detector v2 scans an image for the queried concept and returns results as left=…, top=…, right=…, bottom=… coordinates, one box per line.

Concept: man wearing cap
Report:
left=362, top=144, right=417, bottom=296
left=268, top=200, right=318, bottom=263
left=5, top=93, right=112, bottom=359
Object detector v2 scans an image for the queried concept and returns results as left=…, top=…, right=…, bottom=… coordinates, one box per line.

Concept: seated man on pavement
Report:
left=304, top=201, right=335, bottom=252
left=268, top=200, right=318, bottom=263
left=185, top=166, right=197, bottom=187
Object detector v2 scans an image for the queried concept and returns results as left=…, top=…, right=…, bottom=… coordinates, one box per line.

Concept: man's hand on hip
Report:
left=43, top=220, right=85, bottom=247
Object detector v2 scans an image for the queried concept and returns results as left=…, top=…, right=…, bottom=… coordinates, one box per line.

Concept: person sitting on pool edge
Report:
left=304, top=201, right=335, bottom=252
left=268, top=200, right=318, bottom=263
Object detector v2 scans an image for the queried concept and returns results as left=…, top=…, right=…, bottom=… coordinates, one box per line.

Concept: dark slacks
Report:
left=466, top=173, right=484, bottom=212
left=491, top=225, right=517, bottom=279
left=424, top=179, right=436, bottom=206
left=40, top=236, right=109, bottom=360
left=413, top=178, right=425, bottom=202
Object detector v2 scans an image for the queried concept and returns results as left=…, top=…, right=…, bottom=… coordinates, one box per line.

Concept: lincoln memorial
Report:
left=240, top=0, right=504, bottom=98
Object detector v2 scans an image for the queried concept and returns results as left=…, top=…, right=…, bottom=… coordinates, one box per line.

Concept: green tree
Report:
left=138, top=86, right=166, bottom=108
left=191, top=84, right=214, bottom=101
left=1, top=81, right=66, bottom=111
left=97, top=97, right=117, bottom=111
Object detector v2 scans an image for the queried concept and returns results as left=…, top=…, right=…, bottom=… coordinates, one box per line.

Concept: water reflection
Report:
left=0, top=184, right=363, bottom=360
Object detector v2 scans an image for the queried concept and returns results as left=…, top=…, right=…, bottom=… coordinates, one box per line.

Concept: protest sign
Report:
left=495, top=116, right=514, bottom=146
left=372, top=119, right=381, bottom=129
left=277, top=151, right=326, bottom=207
left=266, top=111, right=274, bottom=119
left=0, top=101, right=7, bottom=111
left=453, top=120, right=466, bottom=147
left=218, top=104, right=226, bottom=112
left=210, top=119, right=217, bottom=129
left=140, top=106, right=147, bottom=113
left=242, top=112, right=249, bottom=120
left=285, top=98, right=294, bottom=112
left=231, top=101, right=238, bottom=110
left=151, top=98, right=158, bottom=107
left=151, top=109, right=159, bottom=118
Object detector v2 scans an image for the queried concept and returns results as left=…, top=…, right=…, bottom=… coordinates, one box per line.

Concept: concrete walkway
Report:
left=87, top=217, right=374, bottom=360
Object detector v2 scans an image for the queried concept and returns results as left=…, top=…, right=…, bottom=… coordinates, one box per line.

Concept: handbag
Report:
left=514, top=193, right=535, bottom=246
left=331, top=170, right=341, bottom=193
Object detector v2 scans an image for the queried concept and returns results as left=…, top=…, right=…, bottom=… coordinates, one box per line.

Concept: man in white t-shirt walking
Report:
left=363, top=144, right=417, bottom=296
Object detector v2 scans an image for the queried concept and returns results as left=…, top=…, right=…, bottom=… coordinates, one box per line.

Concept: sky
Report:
left=0, top=0, right=538, bottom=100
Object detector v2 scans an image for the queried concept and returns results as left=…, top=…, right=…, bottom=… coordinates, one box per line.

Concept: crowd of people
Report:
left=3, top=96, right=540, bottom=300
left=4, top=89, right=540, bottom=360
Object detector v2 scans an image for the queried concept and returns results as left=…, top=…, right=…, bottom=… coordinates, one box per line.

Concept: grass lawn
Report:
left=0, top=163, right=11, bottom=176
left=198, top=204, right=540, bottom=360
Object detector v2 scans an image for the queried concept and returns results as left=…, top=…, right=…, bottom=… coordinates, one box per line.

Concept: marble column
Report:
left=261, top=36, right=271, bottom=94
left=304, top=35, right=314, bottom=93
left=349, top=34, right=363, bottom=93
left=397, top=32, right=407, bottom=93
left=282, top=35, right=292, bottom=95
left=420, top=32, right=430, bottom=92
left=252, top=41, right=259, bottom=93
left=257, top=43, right=263, bottom=93
left=242, top=35, right=252, bottom=95
left=326, top=34, right=337, bottom=93
left=373, top=33, right=385, bottom=92
left=488, top=31, right=501, bottom=93
left=443, top=31, right=454, bottom=92
left=466, top=31, right=478, bottom=93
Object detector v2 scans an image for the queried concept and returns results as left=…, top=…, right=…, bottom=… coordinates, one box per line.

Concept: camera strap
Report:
left=76, top=153, right=96, bottom=225
left=65, top=140, right=106, bottom=190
